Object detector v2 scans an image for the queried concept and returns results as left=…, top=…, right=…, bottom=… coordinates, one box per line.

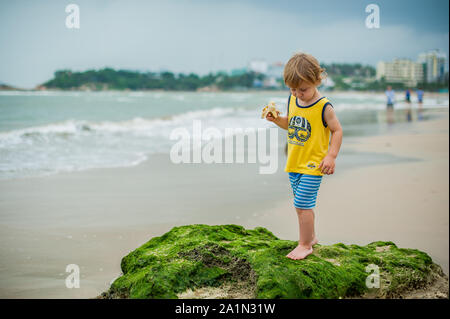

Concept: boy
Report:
left=266, top=52, right=343, bottom=260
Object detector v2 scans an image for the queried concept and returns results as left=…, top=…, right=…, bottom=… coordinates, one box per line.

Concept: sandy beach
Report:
left=0, top=109, right=448, bottom=298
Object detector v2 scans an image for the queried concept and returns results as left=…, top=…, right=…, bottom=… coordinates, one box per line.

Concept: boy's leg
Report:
left=286, top=208, right=315, bottom=260
left=310, top=210, right=318, bottom=245
left=297, top=208, right=318, bottom=245
left=287, top=173, right=322, bottom=260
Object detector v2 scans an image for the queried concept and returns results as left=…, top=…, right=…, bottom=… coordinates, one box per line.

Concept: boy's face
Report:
left=289, top=82, right=317, bottom=102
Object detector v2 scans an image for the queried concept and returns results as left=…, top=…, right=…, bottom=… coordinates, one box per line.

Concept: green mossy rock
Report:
left=99, top=224, right=446, bottom=299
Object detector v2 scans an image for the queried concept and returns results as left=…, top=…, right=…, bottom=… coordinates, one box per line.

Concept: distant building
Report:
left=264, top=62, right=284, bottom=88
left=267, top=62, right=284, bottom=79
left=253, top=79, right=263, bottom=88
left=262, top=77, right=278, bottom=88
left=418, top=50, right=447, bottom=83
left=248, top=60, right=268, bottom=74
left=320, top=77, right=335, bottom=90
left=376, top=59, right=424, bottom=87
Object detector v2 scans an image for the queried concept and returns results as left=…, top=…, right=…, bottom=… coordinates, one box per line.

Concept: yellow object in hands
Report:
left=261, top=101, right=280, bottom=119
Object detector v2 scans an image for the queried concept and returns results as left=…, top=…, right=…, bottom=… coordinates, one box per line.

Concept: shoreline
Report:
left=1, top=106, right=448, bottom=183
left=1, top=88, right=449, bottom=95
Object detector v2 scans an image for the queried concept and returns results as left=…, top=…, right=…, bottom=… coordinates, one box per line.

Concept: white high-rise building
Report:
left=376, top=59, right=424, bottom=87
left=266, top=62, right=284, bottom=79
left=263, top=62, right=284, bottom=88
left=248, top=60, right=268, bottom=74
left=418, top=50, right=447, bottom=83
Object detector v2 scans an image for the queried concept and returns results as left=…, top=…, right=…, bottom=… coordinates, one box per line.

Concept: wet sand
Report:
left=0, top=109, right=448, bottom=298
left=0, top=133, right=291, bottom=298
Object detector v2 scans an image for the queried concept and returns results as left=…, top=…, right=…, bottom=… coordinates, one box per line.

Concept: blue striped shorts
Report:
left=288, top=173, right=323, bottom=209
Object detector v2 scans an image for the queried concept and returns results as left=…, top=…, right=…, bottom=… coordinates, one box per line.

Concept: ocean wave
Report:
left=0, top=107, right=242, bottom=147
left=1, top=97, right=447, bottom=147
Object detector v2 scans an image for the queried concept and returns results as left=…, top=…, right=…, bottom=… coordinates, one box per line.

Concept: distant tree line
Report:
left=40, top=64, right=448, bottom=92
left=42, top=68, right=265, bottom=91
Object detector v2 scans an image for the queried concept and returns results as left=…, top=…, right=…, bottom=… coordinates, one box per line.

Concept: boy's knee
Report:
left=296, top=208, right=313, bottom=214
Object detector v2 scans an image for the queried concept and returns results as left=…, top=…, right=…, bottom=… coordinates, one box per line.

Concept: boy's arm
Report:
left=319, top=105, right=343, bottom=175
left=266, top=113, right=288, bottom=130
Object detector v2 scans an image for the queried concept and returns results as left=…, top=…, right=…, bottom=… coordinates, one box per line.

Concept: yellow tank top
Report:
left=285, top=95, right=332, bottom=175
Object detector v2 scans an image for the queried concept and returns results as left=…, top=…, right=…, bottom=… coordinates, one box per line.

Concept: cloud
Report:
left=0, top=0, right=448, bottom=88
left=302, top=20, right=449, bottom=66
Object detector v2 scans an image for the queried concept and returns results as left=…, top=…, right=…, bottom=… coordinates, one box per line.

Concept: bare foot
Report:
left=311, top=237, right=319, bottom=246
left=286, top=244, right=313, bottom=260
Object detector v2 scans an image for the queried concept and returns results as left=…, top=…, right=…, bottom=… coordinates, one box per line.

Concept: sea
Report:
left=0, top=90, right=448, bottom=180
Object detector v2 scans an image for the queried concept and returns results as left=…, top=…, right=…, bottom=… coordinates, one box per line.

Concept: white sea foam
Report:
left=0, top=91, right=447, bottom=180
left=0, top=106, right=254, bottom=179
left=0, top=107, right=239, bottom=144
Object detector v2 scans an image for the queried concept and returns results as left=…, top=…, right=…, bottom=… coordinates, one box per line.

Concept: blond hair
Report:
left=283, top=52, right=327, bottom=88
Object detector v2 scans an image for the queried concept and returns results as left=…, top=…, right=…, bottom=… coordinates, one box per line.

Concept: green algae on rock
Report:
left=99, top=224, right=448, bottom=299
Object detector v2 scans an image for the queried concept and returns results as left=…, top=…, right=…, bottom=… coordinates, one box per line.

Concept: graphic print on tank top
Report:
left=288, top=115, right=311, bottom=146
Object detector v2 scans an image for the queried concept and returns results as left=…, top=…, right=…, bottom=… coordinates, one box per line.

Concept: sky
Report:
left=0, top=0, right=449, bottom=89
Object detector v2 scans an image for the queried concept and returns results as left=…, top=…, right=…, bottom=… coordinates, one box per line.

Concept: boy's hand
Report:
left=265, top=111, right=280, bottom=122
left=319, top=155, right=336, bottom=175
